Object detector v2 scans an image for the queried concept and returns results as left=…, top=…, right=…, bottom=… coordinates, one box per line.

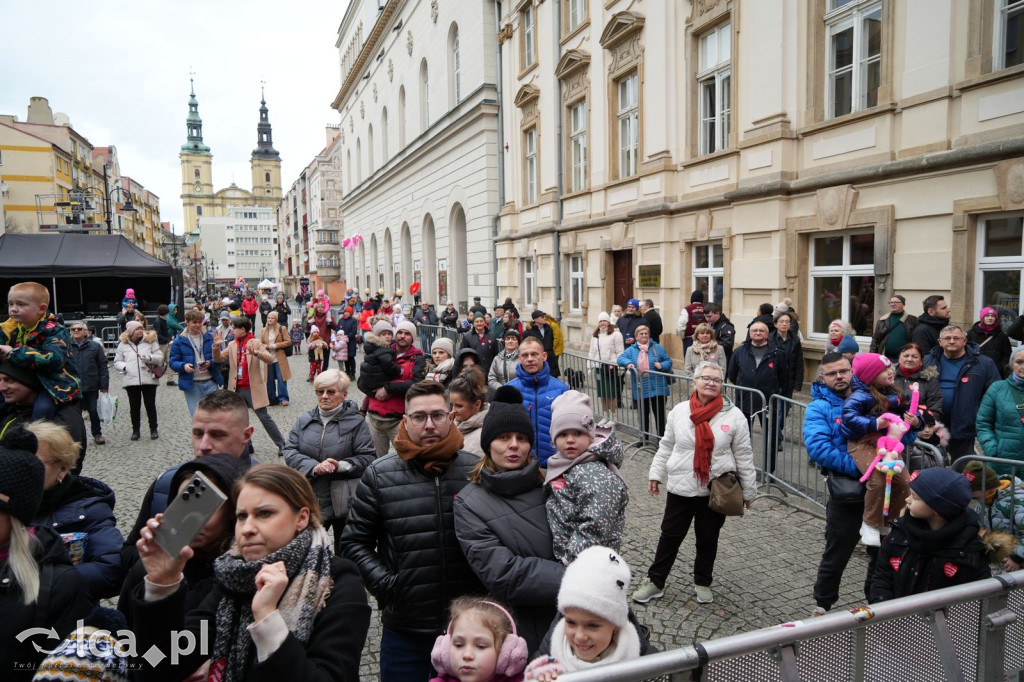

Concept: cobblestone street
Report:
left=88, top=351, right=870, bottom=680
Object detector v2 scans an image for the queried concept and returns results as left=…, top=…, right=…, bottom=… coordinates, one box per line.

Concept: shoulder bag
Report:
left=826, top=472, right=865, bottom=503
left=708, top=471, right=744, bottom=516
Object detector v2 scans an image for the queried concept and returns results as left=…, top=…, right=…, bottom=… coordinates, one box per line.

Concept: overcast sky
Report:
left=0, top=1, right=350, bottom=234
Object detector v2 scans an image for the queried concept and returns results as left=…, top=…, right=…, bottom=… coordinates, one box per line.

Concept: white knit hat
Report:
left=597, top=311, right=611, bottom=323
left=558, top=546, right=632, bottom=629
left=372, top=320, right=393, bottom=336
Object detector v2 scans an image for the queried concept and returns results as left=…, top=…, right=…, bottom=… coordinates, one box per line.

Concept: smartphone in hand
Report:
left=153, top=471, right=228, bottom=558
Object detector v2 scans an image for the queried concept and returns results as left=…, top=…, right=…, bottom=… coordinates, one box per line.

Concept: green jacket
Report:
left=976, top=380, right=1024, bottom=473
left=0, top=312, right=80, bottom=404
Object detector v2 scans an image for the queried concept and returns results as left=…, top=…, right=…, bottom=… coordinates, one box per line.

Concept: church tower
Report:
left=180, top=79, right=213, bottom=235
left=250, top=90, right=282, bottom=205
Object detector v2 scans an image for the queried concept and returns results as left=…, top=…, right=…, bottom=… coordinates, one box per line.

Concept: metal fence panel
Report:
left=764, top=395, right=827, bottom=516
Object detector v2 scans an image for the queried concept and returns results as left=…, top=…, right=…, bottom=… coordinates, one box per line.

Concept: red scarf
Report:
left=689, top=391, right=723, bottom=486
left=897, top=365, right=918, bottom=379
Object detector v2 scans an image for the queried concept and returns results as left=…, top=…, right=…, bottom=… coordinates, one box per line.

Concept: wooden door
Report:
left=613, top=250, right=633, bottom=307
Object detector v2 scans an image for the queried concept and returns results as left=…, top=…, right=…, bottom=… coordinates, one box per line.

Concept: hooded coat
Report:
left=169, top=330, right=225, bottom=393
left=507, top=362, right=570, bottom=467
left=30, top=475, right=123, bottom=600
left=869, top=510, right=990, bottom=603
left=356, top=333, right=400, bottom=394
left=114, top=329, right=163, bottom=386
left=0, top=526, right=93, bottom=680
left=454, top=461, right=564, bottom=654
left=910, top=312, right=948, bottom=355
left=0, top=311, right=81, bottom=404
left=968, top=321, right=1012, bottom=376
left=283, top=402, right=377, bottom=520
left=976, top=379, right=1024, bottom=473
left=803, top=382, right=859, bottom=479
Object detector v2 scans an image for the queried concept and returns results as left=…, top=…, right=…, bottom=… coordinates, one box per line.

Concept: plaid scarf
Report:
left=209, top=526, right=334, bottom=682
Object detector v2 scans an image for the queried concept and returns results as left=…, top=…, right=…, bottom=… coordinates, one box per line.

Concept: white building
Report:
left=200, top=204, right=279, bottom=286
left=331, top=0, right=500, bottom=310
left=494, top=0, right=1024, bottom=362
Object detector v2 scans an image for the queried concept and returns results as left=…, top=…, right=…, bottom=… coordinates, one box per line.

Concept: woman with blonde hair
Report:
left=261, top=310, right=292, bottom=406
left=0, top=428, right=92, bottom=679
left=683, top=323, right=727, bottom=377
left=132, top=463, right=371, bottom=682
left=27, top=421, right=124, bottom=600
left=589, top=312, right=625, bottom=412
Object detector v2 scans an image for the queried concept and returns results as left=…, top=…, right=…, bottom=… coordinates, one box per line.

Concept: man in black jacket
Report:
left=705, top=303, right=736, bottom=363
left=462, top=313, right=500, bottom=374
left=469, top=296, right=488, bottom=317
left=726, top=321, right=788, bottom=471
left=341, top=380, right=482, bottom=682
left=616, top=298, right=646, bottom=347
left=640, top=299, right=664, bottom=344
left=412, top=301, right=440, bottom=352
left=440, top=300, right=459, bottom=329
left=911, top=295, right=951, bottom=355
left=68, top=322, right=109, bottom=444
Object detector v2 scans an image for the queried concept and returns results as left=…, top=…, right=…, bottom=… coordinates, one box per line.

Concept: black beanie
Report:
left=690, top=290, right=704, bottom=304
left=0, top=427, right=44, bottom=525
left=480, top=402, right=534, bottom=456
left=0, top=359, right=42, bottom=391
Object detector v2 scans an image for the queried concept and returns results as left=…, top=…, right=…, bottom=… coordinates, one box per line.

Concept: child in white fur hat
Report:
left=545, top=391, right=629, bottom=564
left=525, top=546, right=651, bottom=679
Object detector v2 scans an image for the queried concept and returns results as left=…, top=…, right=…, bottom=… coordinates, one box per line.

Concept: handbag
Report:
left=329, top=477, right=359, bottom=519
left=151, top=364, right=167, bottom=379
left=283, top=340, right=294, bottom=357
left=826, top=472, right=865, bottom=503
left=708, top=471, right=744, bottom=516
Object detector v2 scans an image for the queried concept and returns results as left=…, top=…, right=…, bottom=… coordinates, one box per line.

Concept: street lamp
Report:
left=161, top=234, right=186, bottom=268
left=104, top=187, right=138, bottom=235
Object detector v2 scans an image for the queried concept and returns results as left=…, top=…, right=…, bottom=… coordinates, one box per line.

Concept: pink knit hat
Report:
left=550, top=390, right=596, bottom=444
left=979, top=306, right=997, bottom=322
left=852, top=353, right=892, bottom=385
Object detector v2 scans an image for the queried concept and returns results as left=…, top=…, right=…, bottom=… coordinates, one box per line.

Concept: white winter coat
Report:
left=649, top=395, right=757, bottom=500
left=588, top=329, right=625, bottom=365
left=114, top=330, right=163, bottom=386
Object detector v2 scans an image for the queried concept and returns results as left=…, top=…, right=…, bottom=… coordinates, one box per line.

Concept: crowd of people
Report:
left=0, top=280, right=1022, bottom=681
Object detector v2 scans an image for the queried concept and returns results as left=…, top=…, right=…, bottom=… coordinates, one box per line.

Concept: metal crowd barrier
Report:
left=762, top=395, right=826, bottom=517
left=417, top=323, right=461, bottom=353
left=557, top=569, right=1024, bottom=681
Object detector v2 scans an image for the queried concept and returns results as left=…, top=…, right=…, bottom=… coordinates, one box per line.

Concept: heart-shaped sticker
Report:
left=943, top=562, right=958, bottom=578
left=721, top=424, right=730, bottom=432
left=890, top=557, right=901, bottom=571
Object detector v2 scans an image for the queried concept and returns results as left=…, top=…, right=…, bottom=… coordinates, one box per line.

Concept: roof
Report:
left=0, top=234, right=174, bottom=278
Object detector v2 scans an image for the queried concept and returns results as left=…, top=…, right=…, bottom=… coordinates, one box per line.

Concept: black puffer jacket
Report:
left=284, top=402, right=377, bottom=520
left=967, top=321, right=1012, bottom=377
left=356, top=333, right=400, bottom=394
left=870, top=510, right=990, bottom=603
left=454, top=462, right=564, bottom=653
left=69, top=339, right=109, bottom=392
left=726, top=340, right=789, bottom=414
left=461, top=329, right=500, bottom=374
left=910, top=313, right=948, bottom=355
left=1, top=526, right=93, bottom=680
left=340, top=451, right=483, bottom=635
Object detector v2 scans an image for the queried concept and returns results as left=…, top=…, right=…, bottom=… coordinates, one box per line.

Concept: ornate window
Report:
left=825, top=0, right=882, bottom=119
left=809, top=231, right=876, bottom=337
left=617, top=74, right=639, bottom=178
left=524, top=127, right=538, bottom=205
left=697, top=21, right=731, bottom=155
left=569, top=101, right=587, bottom=192
left=601, top=12, right=644, bottom=180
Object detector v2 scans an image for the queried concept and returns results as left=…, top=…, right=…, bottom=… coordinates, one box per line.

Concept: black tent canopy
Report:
left=0, top=234, right=174, bottom=277
left=0, top=234, right=180, bottom=317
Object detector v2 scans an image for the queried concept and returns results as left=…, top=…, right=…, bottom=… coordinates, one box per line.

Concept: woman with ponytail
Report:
left=132, top=463, right=370, bottom=682
left=0, top=428, right=92, bottom=679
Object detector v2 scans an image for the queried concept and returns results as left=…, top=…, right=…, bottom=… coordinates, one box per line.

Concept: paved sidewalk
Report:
left=88, top=353, right=871, bottom=680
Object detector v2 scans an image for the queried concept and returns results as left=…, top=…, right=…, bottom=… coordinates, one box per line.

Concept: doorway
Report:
left=612, top=250, right=633, bottom=308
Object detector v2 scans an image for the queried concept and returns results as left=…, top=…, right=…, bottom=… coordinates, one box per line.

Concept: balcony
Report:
left=316, top=254, right=341, bottom=281
left=315, top=226, right=341, bottom=253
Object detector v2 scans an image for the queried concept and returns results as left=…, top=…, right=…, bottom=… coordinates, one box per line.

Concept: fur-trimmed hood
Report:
left=118, top=328, right=157, bottom=344
left=912, top=364, right=939, bottom=381
left=978, top=528, right=1019, bottom=563
left=364, top=332, right=393, bottom=349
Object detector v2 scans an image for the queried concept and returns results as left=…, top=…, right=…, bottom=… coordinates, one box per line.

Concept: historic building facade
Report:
left=495, top=0, right=1024, bottom=359
left=331, top=0, right=500, bottom=310
left=179, top=81, right=283, bottom=237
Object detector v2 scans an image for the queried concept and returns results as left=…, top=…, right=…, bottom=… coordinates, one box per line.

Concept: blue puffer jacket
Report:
left=840, top=377, right=919, bottom=447
left=168, top=331, right=224, bottom=393
left=923, top=343, right=1002, bottom=440
left=508, top=363, right=570, bottom=467
left=803, top=382, right=859, bottom=478
left=617, top=342, right=674, bottom=399
left=31, top=475, right=124, bottom=600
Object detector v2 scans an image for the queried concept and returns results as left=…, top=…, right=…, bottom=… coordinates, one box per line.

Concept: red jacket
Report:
left=369, top=346, right=427, bottom=417
left=241, top=297, right=259, bottom=316
left=358, top=308, right=374, bottom=331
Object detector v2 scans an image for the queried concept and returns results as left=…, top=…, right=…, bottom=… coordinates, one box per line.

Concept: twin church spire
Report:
left=181, top=79, right=277, bottom=158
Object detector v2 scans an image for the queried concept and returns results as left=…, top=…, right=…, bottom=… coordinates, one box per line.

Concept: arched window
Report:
left=398, top=86, right=407, bottom=148
left=194, top=168, right=201, bottom=179
left=346, top=151, right=352, bottom=192
left=448, top=23, right=461, bottom=107
left=381, top=108, right=389, bottom=161
left=419, top=59, right=429, bottom=131
left=356, top=139, right=362, bottom=183
left=367, top=124, right=374, bottom=174
left=196, top=205, right=203, bottom=216
left=265, top=172, right=270, bottom=182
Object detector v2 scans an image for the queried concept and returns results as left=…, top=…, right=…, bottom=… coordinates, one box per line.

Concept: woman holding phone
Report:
left=132, top=464, right=370, bottom=682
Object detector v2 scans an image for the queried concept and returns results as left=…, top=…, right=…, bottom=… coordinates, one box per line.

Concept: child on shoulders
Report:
left=0, top=281, right=81, bottom=411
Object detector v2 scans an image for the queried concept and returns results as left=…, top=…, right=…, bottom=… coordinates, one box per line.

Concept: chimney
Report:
left=26, top=97, right=54, bottom=125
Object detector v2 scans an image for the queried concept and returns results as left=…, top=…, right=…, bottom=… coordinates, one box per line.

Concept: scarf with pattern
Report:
left=210, top=526, right=334, bottom=682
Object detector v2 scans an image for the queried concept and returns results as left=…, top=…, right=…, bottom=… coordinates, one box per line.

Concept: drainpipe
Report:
left=493, top=0, right=504, bottom=306
left=553, top=0, right=563, bottom=313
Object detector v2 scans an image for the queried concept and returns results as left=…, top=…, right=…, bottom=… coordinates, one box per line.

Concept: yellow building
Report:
left=0, top=120, right=72, bottom=232
left=179, top=81, right=282, bottom=236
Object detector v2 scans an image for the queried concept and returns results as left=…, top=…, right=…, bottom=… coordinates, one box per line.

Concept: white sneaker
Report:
left=694, top=585, right=714, bottom=603
left=860, top=522, right=882, bottom=547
